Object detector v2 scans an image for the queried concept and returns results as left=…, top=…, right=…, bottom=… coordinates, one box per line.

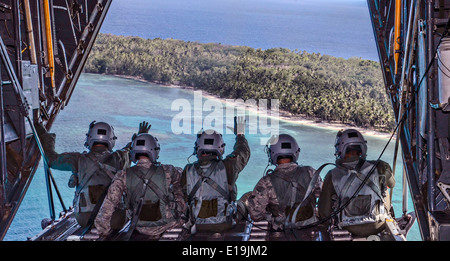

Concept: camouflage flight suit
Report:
left=317, top=157, right=395, bottom=237
left=247, top=162, right=322, bottom=230
left=181, top=134, right=251, bottom=232
left=35, top=123, right=131, bottom=228
left=95, top=158, right=186, bottom=238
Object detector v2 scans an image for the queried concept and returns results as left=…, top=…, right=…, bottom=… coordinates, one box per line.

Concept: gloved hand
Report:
left=132, top=121, right=152, bottom=141
left=227, top=116, right=245, bottom=135
left=138, top=121, right=151, bottom=134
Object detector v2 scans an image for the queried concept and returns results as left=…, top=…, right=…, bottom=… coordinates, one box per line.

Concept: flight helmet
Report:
left=84, top=121, right=117, bottom=151
left=266, top=134, right=300, bottom=165
left=334, top=129, right=367, bottom=159
left=194, top=129, right=226, bottom=159
left=130, top=133, right=160, bottom=163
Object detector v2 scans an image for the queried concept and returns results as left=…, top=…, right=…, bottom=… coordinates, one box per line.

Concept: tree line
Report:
left=84, top=33, right=394, bottom=132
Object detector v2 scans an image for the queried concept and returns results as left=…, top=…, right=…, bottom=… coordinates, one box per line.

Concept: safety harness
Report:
left=186, top=161, right=235, bottom=234
left=77, top=153, right=120, bottom=236
left=122, top=165, right=178, bottom=240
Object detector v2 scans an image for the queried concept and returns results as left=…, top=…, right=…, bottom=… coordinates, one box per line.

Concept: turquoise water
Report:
left=4, top=74, right=420, bottom=240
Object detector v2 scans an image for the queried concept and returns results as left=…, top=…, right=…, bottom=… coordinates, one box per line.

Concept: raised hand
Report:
left=227, top=116, right=245, bottom=135
left=138, top=121, right=151, bottom=134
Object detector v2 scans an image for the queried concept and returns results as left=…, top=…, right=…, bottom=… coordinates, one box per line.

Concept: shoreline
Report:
left=105, top=73, right=393, bottom=140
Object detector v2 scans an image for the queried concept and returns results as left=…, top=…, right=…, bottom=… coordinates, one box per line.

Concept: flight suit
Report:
left=95, top=157, right=186, bottom=239
left=318, top=156, right=395, bottom=237
left=35, top=123, right=131, bottom=228
left=247, top=162, right=322, bottom=230
left=181, top=134, right=250, bottom=232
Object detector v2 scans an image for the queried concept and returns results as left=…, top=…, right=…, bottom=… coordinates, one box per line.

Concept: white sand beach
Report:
left=112, top=74, right=394, bottom=140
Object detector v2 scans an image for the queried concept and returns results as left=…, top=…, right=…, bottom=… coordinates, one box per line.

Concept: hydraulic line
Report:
left=23, top=0, right=37, bottom=65
left=394, top=0, right=402, bottom=75
left=402, top=168, right=408, bottom=216
left=43, top=0, right=55, bottom=90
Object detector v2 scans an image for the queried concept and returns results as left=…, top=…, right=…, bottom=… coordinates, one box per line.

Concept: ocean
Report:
left=3, top=0, right=421, bottom=240
left=100, top=0, right=379, bottom=61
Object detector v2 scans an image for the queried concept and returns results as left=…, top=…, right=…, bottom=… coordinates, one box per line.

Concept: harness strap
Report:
left=137, top=165, right=170, bottom=205
left=270, top=171, right=303, bottom=208
left=97, top=162, right=117, bottom=180
left=340, top=171, right=358, bottom=202
left=121, top=167, right=153, bottom=241
left=342, top=159, right=384, bottom=203
left=86, top=153, right=117, bottom=180
left=270, top=172, right=306, bottom=194
left=187, top=162, right=222, bottom=203
left=289, top=163, right=335, bottom=226
left=187, top=162, right=230, bottom=232
left=340, top=159, right=365, bottom=202
left=289, top=182, right=298, bottom=208
left=77, top=153, right=118, bottom=192
left=75, top=174, right=94, bottom=196
left=80, top=183, right=111, bottom=237
left=352, top=170, right=385, bottom=203
left=202, top=177, right=230, bottom=201
left=77, top=153, right=121, bottom=236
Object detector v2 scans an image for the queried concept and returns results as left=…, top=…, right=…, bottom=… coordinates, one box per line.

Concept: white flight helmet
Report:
left=84, top=121, right=117, bottom=151
left=334, top=129, right=367, bottom=159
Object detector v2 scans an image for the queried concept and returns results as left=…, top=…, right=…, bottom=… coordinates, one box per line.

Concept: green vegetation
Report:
left=85, top=33, right=394, bottom=131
